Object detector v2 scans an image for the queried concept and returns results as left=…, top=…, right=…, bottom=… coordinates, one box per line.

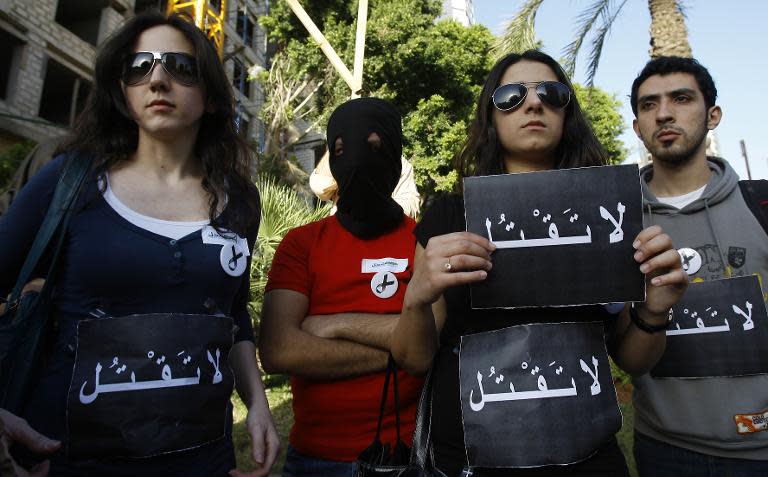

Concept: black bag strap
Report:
left=373, top=355, right=402, bottom=444
left=738, top=179, right=768, bottom=237
left=391, top=356, right=402, bottom=443
left=4, top=154, right=91, bottom=316
left=410, top=365, right=436, bottom=468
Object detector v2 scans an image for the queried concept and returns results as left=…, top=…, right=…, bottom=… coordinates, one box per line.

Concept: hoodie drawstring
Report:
left=645, top=203, right=654, bottom=227
left=703, top=198, right=731, bottom=278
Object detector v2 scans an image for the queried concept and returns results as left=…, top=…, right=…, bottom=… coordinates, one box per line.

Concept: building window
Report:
left=238, top=115, right=250, bottom=139
left=55, top=0, right=108, bottom=46
left=209, top=0, right=222, bottom=14
left=38, top=58, right=92, bottom=126
left=236, top=11, right=256, bottom=47
left=135, top=0, right=168, bottom=14
left=0, top=29, right=24, bottom=100
left=232, top=59, right=251, bottom=99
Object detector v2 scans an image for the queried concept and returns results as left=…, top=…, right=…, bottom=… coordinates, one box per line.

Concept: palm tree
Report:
left=495, top=0, right=713, bottom=161
left=248, top=177, right=331, bottom=327
left=647, top=0, right=692, bottom=59
left=495, top=0, right=692, bottom=85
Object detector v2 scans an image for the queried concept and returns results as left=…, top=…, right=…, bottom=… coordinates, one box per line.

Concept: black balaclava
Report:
left=327, top=97, right=404, bottom=239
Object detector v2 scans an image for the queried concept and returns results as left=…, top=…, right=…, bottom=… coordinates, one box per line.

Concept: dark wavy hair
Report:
left=456, top=50, right=608, bottom=181
left=630, top=56, right=717, bottom=116
left=58, top=10, right=258, bottom=235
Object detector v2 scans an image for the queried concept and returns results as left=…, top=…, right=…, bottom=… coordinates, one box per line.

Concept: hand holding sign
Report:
left=632, top=225, right=688, bottom=319
left=464, top=165, right=645, bottom=307
left=652, top=276, right=768, bottom=378
left=405, top=231, right=495, bottom=307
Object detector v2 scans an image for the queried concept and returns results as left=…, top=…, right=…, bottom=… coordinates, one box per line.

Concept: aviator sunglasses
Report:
left=122, top=51, right=199, bottom=86
left=492, top=81, right=571, bottom=111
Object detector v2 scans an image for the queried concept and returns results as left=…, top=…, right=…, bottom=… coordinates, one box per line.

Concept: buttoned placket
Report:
left=168, top=238, right=185, bottom=283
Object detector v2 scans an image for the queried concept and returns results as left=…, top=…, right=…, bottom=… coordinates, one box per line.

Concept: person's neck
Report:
left=503, top=154, right=555, bottom=174
left=648, top=149, right=711, bottom=198
left=130, top=131, right=202, bottom=181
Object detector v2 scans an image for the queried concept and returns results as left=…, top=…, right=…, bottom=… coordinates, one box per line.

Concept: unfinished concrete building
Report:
left=0, top=0, right=267, bottom=150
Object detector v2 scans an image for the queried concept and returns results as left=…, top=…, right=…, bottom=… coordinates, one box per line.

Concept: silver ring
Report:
left=444, top=257, right=453, bottom=271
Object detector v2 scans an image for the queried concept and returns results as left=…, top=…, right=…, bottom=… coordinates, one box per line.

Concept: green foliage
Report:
left=232, top=384, right=293, bottom=472
left=609, top=357, right=632, bottom=385
left=258, top=0, right=494, bottom=199
left=492, top=0, right=545, bottom=58
left=504, top=0, right=690, bottom=88
left=403, top=95, right=464, bottom=193
left=259, top=0, right=355, bottom=51
left=574, top=84, right=628, bottom=164
left=259, top=1, right=627, bottom=197
left=0, top=141, right=35, bottom=190
left=249, top=177, right=331, bottom=328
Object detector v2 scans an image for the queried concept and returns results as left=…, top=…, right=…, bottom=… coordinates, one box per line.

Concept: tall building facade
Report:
left=441, top=0, right=474, bottom=26
left=0, top=0, right=267, bottom=149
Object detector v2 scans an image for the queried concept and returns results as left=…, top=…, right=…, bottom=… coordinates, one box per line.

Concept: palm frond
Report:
left=249, top=177, right=331, bottom=320
left=584, top=0, right=628, bottom=86
left=561, top=0, right=612, bottom=77
left=255, top=176, right=329, bottom=254
left=492, top=0, right=544, bottom=59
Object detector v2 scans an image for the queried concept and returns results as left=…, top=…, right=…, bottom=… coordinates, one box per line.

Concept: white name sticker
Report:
left=361, top=258, right=408, bottom=274
left=202, top=226, right=250, bottom=257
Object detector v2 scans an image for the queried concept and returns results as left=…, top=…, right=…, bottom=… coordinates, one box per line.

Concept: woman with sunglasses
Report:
left=0, top=11, right=278, bottom=477
left=391, top=50, right=686, bottom=476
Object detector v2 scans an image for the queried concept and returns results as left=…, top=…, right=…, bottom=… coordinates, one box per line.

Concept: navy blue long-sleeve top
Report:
left=0, top=154, right=259, bottom=475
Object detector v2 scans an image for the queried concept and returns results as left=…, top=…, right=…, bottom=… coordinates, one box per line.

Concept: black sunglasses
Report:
left=491, top=81, right=571, bottom=111
left=122, top=51, right=199, bottom=86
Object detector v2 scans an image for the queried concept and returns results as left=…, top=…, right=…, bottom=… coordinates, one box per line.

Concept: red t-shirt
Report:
left=266, top=215, right=424, bottom=461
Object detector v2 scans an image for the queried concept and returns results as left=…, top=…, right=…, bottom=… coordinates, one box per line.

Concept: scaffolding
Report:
left=166, top=0, right=227, bottom=57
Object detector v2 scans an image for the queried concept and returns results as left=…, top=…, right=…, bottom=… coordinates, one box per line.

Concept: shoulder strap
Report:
left=6, top=154, right=91, bottom=311
left=738, top=180, right=768, bottom=237
left=411, top=365, right=434, bottom=467
left=372, top=355, right=398, bottom=443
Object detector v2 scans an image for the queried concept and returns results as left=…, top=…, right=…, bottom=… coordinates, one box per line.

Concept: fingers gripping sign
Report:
left=407, top=232, right=496, bottom=307
left=632, top=225, right=688, bottom=316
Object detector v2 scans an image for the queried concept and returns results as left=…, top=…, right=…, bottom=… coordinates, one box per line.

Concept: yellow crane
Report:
left=166, top=0, right=226, bottom=57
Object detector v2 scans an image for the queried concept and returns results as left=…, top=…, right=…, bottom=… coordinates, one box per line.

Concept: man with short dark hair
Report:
left=630, top=56, right=768, bottom=476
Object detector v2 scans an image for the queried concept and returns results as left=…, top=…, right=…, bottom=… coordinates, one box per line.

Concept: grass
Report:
left=232, top=383, right=293, bottom=474
left=233, top=382, right=638, bottom=476
left=618, top=401, right=638, bottom=477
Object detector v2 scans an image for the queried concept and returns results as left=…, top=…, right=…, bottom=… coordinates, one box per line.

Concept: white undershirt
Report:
left=101, top=175, right=209, bottom=240
left=655, top=184, right=706, bottom=210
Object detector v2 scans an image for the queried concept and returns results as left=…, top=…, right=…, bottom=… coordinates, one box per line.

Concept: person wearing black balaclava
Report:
left=308, top=100, right=421, bottom=219
left=327, top=97, right=404, bottom=238
left=259, top=98, right=425, bottom=476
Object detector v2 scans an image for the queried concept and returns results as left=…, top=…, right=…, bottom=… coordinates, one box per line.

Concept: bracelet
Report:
left=629, top=303, right=670, bottom=334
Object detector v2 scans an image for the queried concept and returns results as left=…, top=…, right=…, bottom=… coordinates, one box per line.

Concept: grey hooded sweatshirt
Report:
left=633, top=156, right=768, bottom=459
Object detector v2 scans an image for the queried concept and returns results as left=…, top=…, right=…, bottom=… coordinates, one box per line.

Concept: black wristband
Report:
left=629, top=303, right=670, bottom=333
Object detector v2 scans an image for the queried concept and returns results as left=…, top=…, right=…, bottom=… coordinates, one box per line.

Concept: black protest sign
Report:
left=459, top=321, right=621, bottom=468
left=463, top=164, right=644, bottom=308
left=67, top=314, right=234, bottom=459
left=652, top=276, right=768, bottom=378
